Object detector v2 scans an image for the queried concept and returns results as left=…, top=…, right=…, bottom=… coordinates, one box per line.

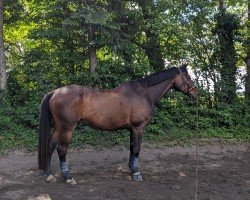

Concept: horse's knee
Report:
left=57, top=145, right=67, bottom=156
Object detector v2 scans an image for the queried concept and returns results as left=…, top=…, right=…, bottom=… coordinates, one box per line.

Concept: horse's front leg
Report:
left=57, top=130, right=76, bottom=185
left=129, top=128, right=144, bottom=181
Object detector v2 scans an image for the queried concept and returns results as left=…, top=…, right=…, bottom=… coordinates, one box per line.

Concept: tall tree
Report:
left=137, top=0, right=165, bottom=71
left=110, top=0, right=134, bottom=74
left=213, top=0, right=240, bottom=104
left=0, top=0, right=6, bottom=91
left=245, top=2, right=250, bottom=101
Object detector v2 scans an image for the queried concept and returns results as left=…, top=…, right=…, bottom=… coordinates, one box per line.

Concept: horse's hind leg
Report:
left=45, top=129, right=59, bottom=183
left=57, top=129, right=76, bottom=185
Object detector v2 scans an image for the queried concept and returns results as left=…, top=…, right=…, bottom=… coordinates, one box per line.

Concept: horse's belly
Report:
left=80, top=115, right=129, bottom=131
left=80, top=106, right=130, bottom=131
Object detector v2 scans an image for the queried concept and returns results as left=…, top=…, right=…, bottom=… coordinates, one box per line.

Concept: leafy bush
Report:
left=0, top=101, right=37, bottom=152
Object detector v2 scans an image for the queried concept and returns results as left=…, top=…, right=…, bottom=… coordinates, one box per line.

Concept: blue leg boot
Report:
left=129, top=154, right=142, bottom=181
left=60, top=161, right=76, bottom=184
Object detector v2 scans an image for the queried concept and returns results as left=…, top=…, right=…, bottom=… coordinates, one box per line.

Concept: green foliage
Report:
left=213, top=9, right=240, bottom=104
left=0, top=100, right=37, bottom=152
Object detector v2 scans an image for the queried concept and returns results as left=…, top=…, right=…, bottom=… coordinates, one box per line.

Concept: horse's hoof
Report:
left=46, top=175, right=57, bottom=183
left=66, top=178, right=77, bottom=185
left=132, top=172, right=143, bottom=181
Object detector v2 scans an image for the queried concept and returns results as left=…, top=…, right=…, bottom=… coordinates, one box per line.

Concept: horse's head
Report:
left=173, top=65, right=199, bottom=100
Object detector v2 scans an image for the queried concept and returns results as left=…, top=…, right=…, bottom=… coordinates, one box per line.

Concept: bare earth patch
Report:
left=0, top=143, right=249, bottom=200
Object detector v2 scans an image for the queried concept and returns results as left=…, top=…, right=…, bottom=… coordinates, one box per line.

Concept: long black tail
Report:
left=38, top=91, right=54, bottom=170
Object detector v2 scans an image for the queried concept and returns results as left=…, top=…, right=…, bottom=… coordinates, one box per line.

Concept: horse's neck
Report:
left=146, top=78, right=174, bottom=103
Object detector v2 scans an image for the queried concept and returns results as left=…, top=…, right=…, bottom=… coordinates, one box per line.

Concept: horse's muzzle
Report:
left=189, top=87, right=199, bottom=100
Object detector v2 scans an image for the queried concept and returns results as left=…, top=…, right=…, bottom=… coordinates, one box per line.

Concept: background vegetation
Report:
left=0, top=0, right=249, bottom=152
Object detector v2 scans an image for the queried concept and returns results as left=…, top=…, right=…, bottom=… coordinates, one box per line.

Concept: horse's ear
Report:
left=181, top=64, right=188, bottom=71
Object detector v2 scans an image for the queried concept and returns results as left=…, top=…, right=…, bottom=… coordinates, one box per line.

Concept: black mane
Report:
left=136, top=67, right=179, bottom=87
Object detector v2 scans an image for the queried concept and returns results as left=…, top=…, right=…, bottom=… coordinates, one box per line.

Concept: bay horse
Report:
left=38, top=64, right=198, bottom=184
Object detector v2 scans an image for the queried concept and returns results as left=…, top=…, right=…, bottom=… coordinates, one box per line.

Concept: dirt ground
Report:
left=0, top=142, right=249, bottom=200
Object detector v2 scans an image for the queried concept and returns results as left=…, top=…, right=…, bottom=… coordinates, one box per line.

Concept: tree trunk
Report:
left=219, top=0, right=225, bottom=10
left=88, top=25, right=97, bottom=73
left=0, top=0, right=6, bottom=91
left=246, top=55, right=250, bottom=101
left=245, top=3, right=250, bottom=102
